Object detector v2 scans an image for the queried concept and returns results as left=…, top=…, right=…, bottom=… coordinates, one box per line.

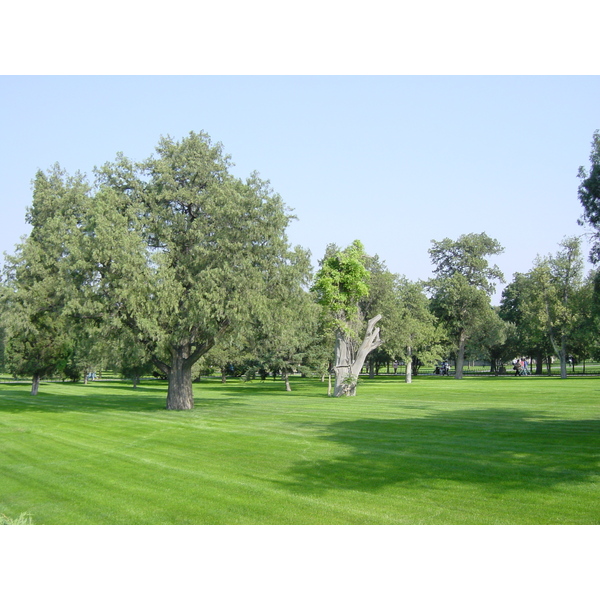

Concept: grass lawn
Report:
left=0, top=375, right=598, bottom=524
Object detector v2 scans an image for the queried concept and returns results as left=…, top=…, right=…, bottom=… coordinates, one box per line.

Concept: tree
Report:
left=568, top=270, right=600, bottom=370
left=312, top=241, right=382, bottom=397
left=0, top=166, right=90, bottom=394
left=374, top=276, right=442, bottom=383
left=499, top=272, right=553, bottom=374
left=244, top=249, right=318, bottom=391
left=43, top=131, right=307, bottom=410
left=578, top=129, right=600, bottom=263
left=466, top=307, right=514, bottom=373
left=525, top=237, right=584, bottom=378
left=358, top=255, right=401, bottom=379
left=427, top=233, right=504, bottom=379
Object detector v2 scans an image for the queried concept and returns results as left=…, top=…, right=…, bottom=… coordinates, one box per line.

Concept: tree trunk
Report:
left=333, top=315, right=382, bottom=397
left=405, top=347, right=413, bottom=384
left=166, top=348, right=194, bottom=410
left=333, top=329, right=354, bottom=396
left=454, top=332, right=466, bottom=379
left=535, top=350, right=544, bottom=375
left=559, top=336, right=568, bottom=379
left=283, top=369, right=292, bottom=392
left=31, top=373, right=41, bottom=396
left=549, top=332, right=568, bottom=379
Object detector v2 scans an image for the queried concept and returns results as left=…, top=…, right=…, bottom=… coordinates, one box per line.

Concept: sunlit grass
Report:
left=0, top=376, right=598, bottom=524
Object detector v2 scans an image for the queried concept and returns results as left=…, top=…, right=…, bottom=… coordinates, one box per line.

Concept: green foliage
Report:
left=312, top=240, right=370, bottom=330
left=391, top=277, right=443, bottom=365
left=427, top=233, right=504, bottom=377
left=500, top=237, right=589, bottom=376
left=578, top=129, right=600, bottom=263
left=428, top=232, right=505, bottom=295
left=499, top=272, right=553, bottom=361
left=17, top=131, right=308, bottom=408
left=0, top=166, right=91, bottom=387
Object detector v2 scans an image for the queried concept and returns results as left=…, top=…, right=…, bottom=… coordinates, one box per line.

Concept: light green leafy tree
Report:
left=312, top=240, right=383, bottom=396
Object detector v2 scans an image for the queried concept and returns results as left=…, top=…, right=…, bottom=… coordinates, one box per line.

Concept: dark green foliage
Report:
left=578, top=130, right=600, bottom=263
left=427, top=233, right=504, bottom=379
left=20, top=132, right=309, bottom=408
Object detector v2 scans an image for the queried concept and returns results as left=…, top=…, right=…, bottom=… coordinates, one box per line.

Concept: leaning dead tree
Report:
left=332, top=314, right=383, bottom=396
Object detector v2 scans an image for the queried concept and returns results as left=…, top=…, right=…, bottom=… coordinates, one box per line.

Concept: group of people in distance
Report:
left=512, top=357, right=530, bottom=376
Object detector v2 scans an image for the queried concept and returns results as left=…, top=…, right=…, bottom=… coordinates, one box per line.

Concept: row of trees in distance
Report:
left=1, top=131, right=599, bottom=408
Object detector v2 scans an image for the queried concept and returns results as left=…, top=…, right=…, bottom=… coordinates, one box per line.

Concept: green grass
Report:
left=0, top=376, right=598, bottom=524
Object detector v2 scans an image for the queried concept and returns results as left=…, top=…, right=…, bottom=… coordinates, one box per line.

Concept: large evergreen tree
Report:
left=25, top=132, right=308, bottom=410
left=1, top=166, right=90, bottom=394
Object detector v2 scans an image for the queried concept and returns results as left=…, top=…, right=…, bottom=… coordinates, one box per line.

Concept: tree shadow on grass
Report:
left=282, top=408, right=600, bottom=495
left=0, top=384, right=247, bottom=413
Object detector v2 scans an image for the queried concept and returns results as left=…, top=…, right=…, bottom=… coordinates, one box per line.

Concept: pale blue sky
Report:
left=1, top=76, right=598, bottom=302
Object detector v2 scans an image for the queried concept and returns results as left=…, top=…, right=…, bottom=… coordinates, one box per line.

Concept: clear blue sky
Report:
left=1, top=76, right=598, bottom=302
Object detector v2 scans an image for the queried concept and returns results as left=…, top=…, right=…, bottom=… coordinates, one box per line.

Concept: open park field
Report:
left=1, top=376, right=598, bottom=525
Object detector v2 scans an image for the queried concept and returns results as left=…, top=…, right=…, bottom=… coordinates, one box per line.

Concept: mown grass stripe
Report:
left=1, top=376, right=598, bottom=524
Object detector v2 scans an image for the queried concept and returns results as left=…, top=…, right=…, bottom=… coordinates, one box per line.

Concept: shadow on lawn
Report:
left=0, top=383, right=247, bottom=413
left=282, top=408, right=600, bottom=494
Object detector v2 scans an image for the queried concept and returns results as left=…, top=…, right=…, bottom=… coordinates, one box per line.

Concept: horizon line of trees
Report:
left=1, top=130, right=599, bottom=406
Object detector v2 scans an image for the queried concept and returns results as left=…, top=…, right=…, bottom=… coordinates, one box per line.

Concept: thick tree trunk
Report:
left=166, top=348, right=194, bottom=410
left=333, top=330, right=353, bottom=396
left=152, top=321, right=229, bottom=410
left=31, top=373, right=41, bottom=396
left=369, top=360, right=375, bottom=379
left=535, top=350, right=544, bottom=375
left=333, top=315, right=382, bottom=397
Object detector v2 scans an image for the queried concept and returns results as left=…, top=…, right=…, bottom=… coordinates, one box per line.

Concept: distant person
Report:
left=522, top=358, right=530, bottom=375
left=514, top=358, right=522, bottom=376
left=393, top=360, right=399, bottom=374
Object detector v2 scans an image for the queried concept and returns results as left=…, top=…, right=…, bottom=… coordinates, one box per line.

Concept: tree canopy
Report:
left=427, top=232, right=504, bottom=379
left=8, top=132, right=310, bottom=409
left=578, top=129, right=600, bottom=263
